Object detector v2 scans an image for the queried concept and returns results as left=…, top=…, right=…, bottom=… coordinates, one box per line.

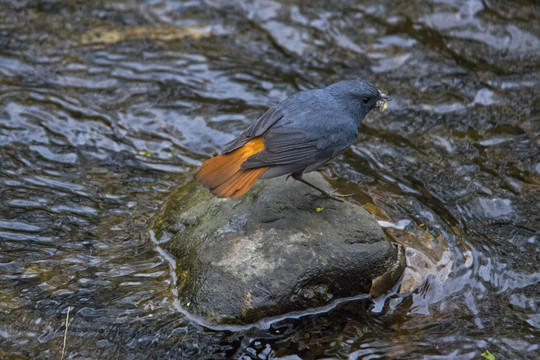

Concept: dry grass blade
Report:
left=61, top=306, right=71, bottom=360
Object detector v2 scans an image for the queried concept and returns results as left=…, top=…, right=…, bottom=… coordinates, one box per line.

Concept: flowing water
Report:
left=0, top=0, right=538, bottom=359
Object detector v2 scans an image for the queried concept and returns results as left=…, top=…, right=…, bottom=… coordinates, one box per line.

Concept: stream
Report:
left=0, top=1, right=539, bottom=359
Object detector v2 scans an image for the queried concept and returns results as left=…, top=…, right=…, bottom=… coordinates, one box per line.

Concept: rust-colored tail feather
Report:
left=197, top=138, right=268, bottom=199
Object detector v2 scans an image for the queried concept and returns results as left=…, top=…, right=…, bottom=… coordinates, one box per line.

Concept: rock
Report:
left=154, top=172, right=403, bottom=325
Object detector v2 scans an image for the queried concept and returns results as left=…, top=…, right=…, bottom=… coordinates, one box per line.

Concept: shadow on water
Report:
left=0, top=0, right=538, bottom=359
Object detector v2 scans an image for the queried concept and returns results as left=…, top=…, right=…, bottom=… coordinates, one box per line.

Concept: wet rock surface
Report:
left=155, top=173, right=402, bottom=324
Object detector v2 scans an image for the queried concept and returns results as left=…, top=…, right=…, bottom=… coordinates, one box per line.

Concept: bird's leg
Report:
left=291, top=173, right=346, bottom=202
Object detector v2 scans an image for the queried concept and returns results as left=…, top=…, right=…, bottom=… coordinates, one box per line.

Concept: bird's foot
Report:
left=318, top=189, right=353, bottom=202
left=291, top=173, right=351, bottom=202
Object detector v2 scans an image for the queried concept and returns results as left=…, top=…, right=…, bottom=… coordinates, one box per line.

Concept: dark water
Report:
left=0, top=0, right=539, bottom=359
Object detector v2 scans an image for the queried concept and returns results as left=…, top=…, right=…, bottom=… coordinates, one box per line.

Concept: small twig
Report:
left=61, top=306, right=71, bottom=360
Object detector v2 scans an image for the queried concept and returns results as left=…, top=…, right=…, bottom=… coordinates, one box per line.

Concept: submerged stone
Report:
left=154, top=172, right=403, bottom=325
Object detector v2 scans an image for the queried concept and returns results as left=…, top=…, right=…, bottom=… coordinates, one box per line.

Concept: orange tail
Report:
left=197, top=138, right=268, bottom=199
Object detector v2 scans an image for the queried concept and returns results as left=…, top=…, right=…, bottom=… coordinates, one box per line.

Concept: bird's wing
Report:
left=222, top=106, right=284, bottom=153
left=241, top=110, right=357, bottom=170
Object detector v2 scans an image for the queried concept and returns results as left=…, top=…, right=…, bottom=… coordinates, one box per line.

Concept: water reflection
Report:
left=0, top=0, right=538, bottom=359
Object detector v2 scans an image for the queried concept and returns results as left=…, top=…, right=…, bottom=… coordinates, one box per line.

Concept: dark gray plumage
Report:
left=228, top=80, right=384, bottom=179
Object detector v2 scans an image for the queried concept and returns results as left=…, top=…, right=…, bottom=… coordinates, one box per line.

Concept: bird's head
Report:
left=326, top=79, right=390, bottom=123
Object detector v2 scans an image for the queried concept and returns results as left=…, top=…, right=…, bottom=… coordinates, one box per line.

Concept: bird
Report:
left=197, top=79, right=389, bottom=199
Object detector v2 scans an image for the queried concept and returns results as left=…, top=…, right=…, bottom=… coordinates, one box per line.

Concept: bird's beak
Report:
left=376, top=89, right=390, bottom=112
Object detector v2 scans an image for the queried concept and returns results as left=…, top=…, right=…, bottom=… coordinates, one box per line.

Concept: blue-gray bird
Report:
left=197, top=80, right=389, bottom=199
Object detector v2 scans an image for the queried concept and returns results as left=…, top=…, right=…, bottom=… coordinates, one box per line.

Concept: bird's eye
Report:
left=362, top=97, right=369, bottom=104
